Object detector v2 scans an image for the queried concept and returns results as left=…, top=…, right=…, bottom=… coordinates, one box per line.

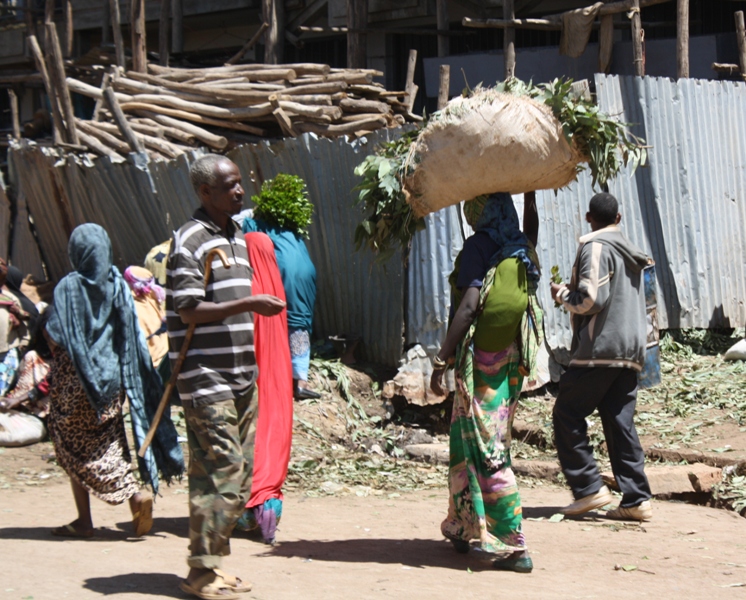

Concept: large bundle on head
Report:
left=403, top=89, right=585, bottom=217
left=353, top=79, right=646, bottom=263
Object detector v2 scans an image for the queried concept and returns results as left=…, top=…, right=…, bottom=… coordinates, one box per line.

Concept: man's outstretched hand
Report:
left=248, top=294, right=286, bottom=316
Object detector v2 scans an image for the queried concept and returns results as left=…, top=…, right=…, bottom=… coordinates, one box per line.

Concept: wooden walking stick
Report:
left=138, top=247, right=231, bottom=458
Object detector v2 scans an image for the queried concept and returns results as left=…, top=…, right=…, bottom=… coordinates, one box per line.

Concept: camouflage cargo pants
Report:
left=183, top=385, right=258, bottom=569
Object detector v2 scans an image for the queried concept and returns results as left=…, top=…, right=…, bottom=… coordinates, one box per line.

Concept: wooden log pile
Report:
left=65, top=62, right=419, bottom=161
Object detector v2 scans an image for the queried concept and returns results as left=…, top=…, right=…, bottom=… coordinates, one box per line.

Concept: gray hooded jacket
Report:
left=555, top=225, right=648, bottom=371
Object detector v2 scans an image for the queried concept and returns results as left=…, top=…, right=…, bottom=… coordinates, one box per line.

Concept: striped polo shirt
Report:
left=166, top=207, right=256, bottom=406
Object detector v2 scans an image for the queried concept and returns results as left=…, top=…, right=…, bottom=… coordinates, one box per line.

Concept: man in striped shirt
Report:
left=167, top=154, right=284, bottom=599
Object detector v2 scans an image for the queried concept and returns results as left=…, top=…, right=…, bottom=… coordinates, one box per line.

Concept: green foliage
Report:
left=352, top=128, right=424, bottom=264
left=550, top=265, right=563, bottom=285
left=309, top=357, right=368, bottom=421
left=712, top=471, right=746, bottom=515
left=550, top=265, right=564, bottom=308
left=495, top=78, right=647, bottom=189
left=252, top=173, right=314, bottom=238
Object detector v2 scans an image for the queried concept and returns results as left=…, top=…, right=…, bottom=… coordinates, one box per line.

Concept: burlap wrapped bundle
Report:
left=403, top=89, right=587, bottom=217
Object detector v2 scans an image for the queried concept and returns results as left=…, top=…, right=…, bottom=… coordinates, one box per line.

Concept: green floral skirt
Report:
left=441, top=343, right=526, bottom=553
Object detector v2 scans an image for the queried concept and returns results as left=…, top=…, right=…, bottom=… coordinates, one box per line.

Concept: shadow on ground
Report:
left=114, top=516, right=189, bottom=539
left=523, top=505, right=565, bottom=519
left=84, top=573, right=184, bottom=597
left=0, top=525, right=138, bottom=542
left=267, top=536, right=501, bottom=571
left=0, top=516, right=190, bottom=543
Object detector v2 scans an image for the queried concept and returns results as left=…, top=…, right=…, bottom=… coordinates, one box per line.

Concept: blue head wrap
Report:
left=464, top=193, right=540, bottom=283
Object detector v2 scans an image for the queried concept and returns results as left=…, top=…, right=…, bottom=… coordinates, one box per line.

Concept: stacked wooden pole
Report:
left=630, top=0, right=644, bottom=76
left=62, top=62, right=419, bottom=161
left=347, top=0, right=367, bottom=68
left=503, top=0, right=516, bottom=79
left=737, top=11, right=746, bottom=78
left=131, top=0, right=147, bottom=73
left=677, top=0, right=689, bottom=78
left=159, top=0, right=171, bottom=67
left=109, top=0, right=126, bottom=69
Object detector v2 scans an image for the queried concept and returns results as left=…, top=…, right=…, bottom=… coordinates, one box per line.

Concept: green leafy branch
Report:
left=352, top=128, right=424, bottom=264
left=352, top=78, right=647, bottom=261
left=252, top=173, right=314, bottom=238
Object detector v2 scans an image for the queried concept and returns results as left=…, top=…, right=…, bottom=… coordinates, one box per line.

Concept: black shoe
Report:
left=295, top=388, right=321, bottom=400
left=449, top=538, right=470, bottom=554
left=493, top=555, right=533, bottom=573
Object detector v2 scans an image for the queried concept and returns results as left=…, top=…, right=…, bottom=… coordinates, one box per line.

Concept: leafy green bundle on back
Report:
left=252, top=173, right=314, bottom=238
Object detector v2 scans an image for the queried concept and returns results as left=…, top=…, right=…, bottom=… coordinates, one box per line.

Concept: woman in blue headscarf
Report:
left=243, top=206, right=319, bottom=400
left=45, top=224, right=184, bottom=539
left=430, top=192, right=544, bottom=573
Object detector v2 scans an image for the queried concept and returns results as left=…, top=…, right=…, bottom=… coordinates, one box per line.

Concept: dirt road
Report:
left=2, top=469, right=746, bottom=600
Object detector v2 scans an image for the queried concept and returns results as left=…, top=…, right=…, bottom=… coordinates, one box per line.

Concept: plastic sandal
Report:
left=179, top=571, right=239, bottom=600
left=51, top=523, right=94, bottom=539
left=214, top=569, right=252, bottom=593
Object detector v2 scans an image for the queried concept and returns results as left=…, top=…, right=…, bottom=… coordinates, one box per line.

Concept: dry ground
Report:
left=2, top=443, right=746, bottom=600
left=2, top=331, right=745, bottom=599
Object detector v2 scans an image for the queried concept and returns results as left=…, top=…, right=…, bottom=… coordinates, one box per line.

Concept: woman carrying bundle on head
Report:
left=431, top=192, right=543, bottom=573
left=242, top=173, right=319, bottom=401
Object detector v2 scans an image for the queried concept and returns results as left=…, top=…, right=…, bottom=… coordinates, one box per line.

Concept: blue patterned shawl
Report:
left=463, top=192, right=540, bottom=284
left=47, top=224, right=183, bottom=493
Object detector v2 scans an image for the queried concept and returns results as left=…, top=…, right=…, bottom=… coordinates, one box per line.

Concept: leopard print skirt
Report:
left=47, top=348, right=139, bottom=505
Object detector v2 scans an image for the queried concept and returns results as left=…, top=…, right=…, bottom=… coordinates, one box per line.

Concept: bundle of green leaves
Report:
left=353, top=128, right=423, bottom=264
left=252, top=173, right=314, bottom=238
left=353, top=78, right=647, bottom=262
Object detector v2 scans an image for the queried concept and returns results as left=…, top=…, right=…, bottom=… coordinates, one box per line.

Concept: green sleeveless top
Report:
left=473, top=257, right=528, bottom=352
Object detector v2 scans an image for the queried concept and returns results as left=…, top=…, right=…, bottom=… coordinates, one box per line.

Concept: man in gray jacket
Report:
left=550, top=192, right=653, bottom=521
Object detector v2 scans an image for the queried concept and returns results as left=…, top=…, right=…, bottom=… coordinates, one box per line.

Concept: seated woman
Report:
left=431, top=192, right=543, bottom=574
left=0, top=311, right=53, bottom=446
left=2, top=309, right=53, bottom=415
left=0, top=259, right=31, bottom=398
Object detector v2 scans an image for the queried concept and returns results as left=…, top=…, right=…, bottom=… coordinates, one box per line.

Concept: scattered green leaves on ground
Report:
left=518, top=328, right=746, bottom=468
left=712, top=470, right=746, bottom=515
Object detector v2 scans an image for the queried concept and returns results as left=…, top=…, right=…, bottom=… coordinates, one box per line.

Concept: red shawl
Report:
left=245, top=232, right=294, bottom=507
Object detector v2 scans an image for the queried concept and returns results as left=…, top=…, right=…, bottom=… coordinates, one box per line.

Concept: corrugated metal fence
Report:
left=406, top=74, right=746, bottom=362
left=7, top=131, right=405, bottom=366
left=7, top=74, right=746, bottom=367
left=539, top=74, right=746, bottom=355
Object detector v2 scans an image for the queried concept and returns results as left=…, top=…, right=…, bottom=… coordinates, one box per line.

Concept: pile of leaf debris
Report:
left=287, top=357, right=450, bottom=497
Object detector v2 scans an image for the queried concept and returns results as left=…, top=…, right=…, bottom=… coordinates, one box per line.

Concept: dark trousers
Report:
left=553, top=367, right=651, bottom=508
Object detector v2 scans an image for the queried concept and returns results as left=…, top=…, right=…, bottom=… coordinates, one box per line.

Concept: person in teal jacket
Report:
left=243, top=198, right=320, bottom=400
